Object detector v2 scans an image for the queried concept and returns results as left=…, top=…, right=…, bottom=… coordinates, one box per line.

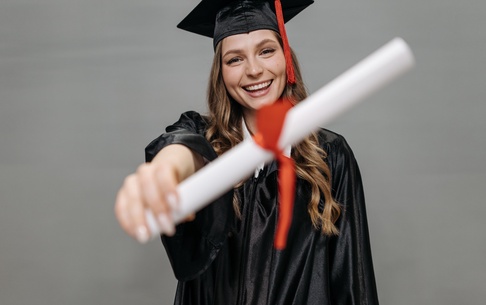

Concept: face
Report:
left=220, top=30, right=286, bottom=125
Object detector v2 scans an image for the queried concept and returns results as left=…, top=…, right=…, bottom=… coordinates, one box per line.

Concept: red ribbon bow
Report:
left=253, top=99, right=295, bottom=250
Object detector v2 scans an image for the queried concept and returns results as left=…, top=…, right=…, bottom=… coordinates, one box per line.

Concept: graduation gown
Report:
left=145, top=111, right=379, bottom=305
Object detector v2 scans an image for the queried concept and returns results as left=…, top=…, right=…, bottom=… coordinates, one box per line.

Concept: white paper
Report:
left=146, top=37, right=415, bottom=237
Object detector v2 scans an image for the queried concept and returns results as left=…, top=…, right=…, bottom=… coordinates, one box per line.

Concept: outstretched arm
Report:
left=115, top=144, right=204, bottom=243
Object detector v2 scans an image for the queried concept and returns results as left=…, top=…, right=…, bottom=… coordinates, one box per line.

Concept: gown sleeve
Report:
left=145, top=111, right=234, bottom=282
left=325, top=134, right=379, bottom=305
left=145, top=111, right=217, bottom=163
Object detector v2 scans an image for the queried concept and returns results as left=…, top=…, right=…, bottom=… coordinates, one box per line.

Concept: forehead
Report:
left=221, top=29, right=279, bottom=52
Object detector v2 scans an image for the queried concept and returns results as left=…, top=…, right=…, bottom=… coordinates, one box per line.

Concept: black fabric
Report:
left=177, top=0, right=314, bottom=48
left=214, top=1, right=278, bottom=48
left=145, top=111, right=379, bottom=305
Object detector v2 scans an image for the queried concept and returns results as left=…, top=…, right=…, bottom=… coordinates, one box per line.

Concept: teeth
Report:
left=245, top=81, right=271, bottom=91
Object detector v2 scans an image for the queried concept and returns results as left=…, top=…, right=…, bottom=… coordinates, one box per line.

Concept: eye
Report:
left=260, top=48, right=275, bottom=56
left=226, top=57, right=242, bottom=65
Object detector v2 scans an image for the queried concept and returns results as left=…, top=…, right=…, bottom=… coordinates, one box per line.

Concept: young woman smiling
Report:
left=115, top=1, right=379, bottom=304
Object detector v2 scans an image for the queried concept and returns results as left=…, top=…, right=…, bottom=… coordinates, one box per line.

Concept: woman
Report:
left=115, top=0, right=379, bottom=304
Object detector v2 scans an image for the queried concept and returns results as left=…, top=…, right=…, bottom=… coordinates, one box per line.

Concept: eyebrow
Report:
left=222, top=38, right=279, bottom=58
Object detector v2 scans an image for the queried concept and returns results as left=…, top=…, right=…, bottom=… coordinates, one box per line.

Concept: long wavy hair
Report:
left=205, top=33, right=340, bottom=235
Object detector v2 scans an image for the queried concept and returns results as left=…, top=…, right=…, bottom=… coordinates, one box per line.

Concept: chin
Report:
left=254, top=98, right=277, bottom=109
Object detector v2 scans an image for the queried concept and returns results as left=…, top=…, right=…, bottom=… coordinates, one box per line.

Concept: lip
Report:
left=242, top=80, right=273, bottom=98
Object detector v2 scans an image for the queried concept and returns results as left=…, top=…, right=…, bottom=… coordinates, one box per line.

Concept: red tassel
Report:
left=253, top=99, right=295, bottom=250
left=274, top=153, right=295, bottom=249
left=275, top=0, right=295, bottom=85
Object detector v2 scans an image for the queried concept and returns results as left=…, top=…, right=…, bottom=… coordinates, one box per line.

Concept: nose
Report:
left=245, top=58, right=263, bottom=78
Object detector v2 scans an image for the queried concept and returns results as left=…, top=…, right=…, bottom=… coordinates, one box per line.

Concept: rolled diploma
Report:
left=146, top=37, right=415, bottom=237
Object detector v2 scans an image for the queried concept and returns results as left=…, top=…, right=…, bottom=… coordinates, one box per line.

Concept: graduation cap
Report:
left=177, top=0, right=314, bottom=85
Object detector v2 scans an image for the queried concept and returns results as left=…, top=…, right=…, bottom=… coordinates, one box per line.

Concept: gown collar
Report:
left=242, top=119, right=291, bottom=178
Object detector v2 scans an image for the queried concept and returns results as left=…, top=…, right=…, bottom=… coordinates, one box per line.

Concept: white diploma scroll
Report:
left=146, top=37, right=415, bottom=237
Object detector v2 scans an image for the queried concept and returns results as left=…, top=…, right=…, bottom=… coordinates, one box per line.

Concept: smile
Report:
left=243, top=80, right=272, bottom=92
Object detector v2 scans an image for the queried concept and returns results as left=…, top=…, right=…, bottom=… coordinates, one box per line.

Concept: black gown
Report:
left=145, top=111, right=379, bottom=305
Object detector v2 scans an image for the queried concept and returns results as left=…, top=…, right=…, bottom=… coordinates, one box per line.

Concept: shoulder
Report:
left=315, top=128, right=344, bottom=145
left=165, top=110, right=210, bottom=135
left=315, top=128, right=360, bottom=182
left=145, top=111, right=215, bottom=162
left=316, top=128, right=355, bottom=159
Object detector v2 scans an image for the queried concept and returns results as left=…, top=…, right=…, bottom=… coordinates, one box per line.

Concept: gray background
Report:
left=1, top=0, right=485, bottom=304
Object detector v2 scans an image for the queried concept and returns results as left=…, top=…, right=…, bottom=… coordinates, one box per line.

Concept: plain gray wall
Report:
left=1, top=0, right=485, bottom=304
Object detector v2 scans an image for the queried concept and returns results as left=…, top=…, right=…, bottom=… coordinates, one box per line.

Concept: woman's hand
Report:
left=114, top=144, right=204, bottom=243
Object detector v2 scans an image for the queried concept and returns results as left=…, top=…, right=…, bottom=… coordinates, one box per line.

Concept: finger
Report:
left=124, top=174, right=150, bottom=243
left=154, top=163, right=180, bottom=208
left=144, top=209, right=161, bottom=238
left=183, top=213, right=196, bottom=222
left=150, top=163, right=178, bottom=235
left=137, top=163, right=164, bottom=212
left=138, top=163, right=169, bottom=213
left=114, top=188, right=133, bottom=237
left=165, top=191, right=180, bottom=212
left=138, top=163, right=176, bottom=236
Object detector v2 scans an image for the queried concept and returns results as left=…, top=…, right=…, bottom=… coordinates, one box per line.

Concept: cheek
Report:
left=276, top=56, right=287, bottom=76
left=267, top=54, right=286, bottom=78
left=222, top=66, right=239, bottom=88
left=271, top=57, right=286, bottom=81
left=221, top=67, right=241, bottom=102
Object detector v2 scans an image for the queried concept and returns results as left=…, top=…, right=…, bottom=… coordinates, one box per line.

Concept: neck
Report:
left=242, top=109, right=257, bottom=135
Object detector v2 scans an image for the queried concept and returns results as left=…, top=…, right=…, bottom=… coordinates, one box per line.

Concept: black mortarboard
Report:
left=177, top=0, right=314, bottom=84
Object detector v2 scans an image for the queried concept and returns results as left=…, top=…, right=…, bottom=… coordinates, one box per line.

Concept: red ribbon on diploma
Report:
left=253, top=99, right=295, bottom=250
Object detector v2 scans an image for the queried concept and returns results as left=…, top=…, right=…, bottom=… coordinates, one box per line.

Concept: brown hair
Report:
left=205, top=34, right=340, bottom=235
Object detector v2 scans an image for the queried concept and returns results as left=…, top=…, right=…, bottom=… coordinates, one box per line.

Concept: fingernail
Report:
left=136, top=226, right=149, bottom=244
left=158, top=213, right=175, bottom=236
left=144, top=209, right=160, bottom=238
left=166, top=193, right=179, bottom=210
